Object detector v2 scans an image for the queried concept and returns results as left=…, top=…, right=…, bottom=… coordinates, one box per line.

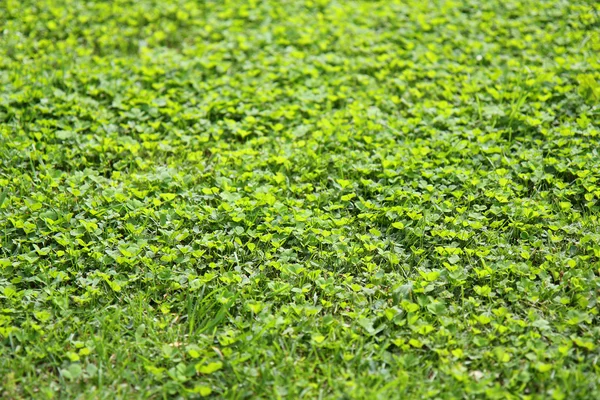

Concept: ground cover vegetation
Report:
left=1, top=0, right=600, bottom=398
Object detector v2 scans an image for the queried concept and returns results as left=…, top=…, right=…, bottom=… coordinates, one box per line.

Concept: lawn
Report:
left=1, top=0, right=600, bottom=398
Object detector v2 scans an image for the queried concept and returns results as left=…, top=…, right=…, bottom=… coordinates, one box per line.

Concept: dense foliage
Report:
left=1, top=0, right=600, bottom=398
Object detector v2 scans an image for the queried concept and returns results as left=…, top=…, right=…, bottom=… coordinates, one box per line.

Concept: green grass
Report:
left=1, top=0, right=600, bottom=398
